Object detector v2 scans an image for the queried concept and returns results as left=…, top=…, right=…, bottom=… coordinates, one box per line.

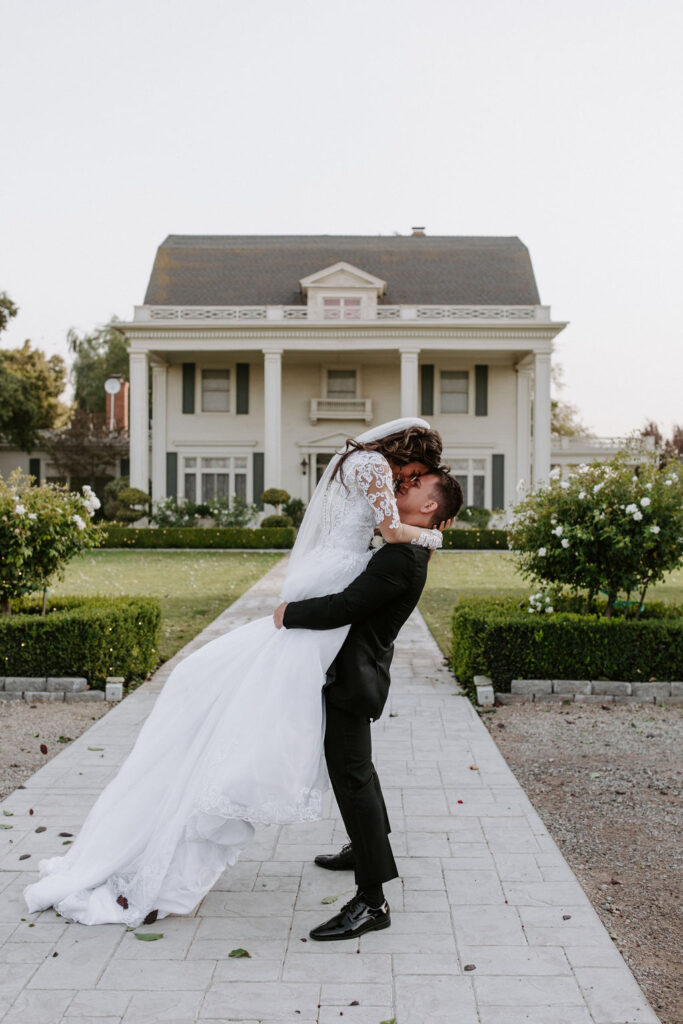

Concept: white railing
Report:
left=136, top=304, right=547, bottom=323
left=310, top=398, right=373, bottom=423
left=552, top=435, right=656, bottom=452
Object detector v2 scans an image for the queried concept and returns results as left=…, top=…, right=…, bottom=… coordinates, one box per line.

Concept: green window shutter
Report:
left=492, top=453, right=505, bottom=510
left=182, top=363, right=195, bottom=414
left=420, top=364, right=434, bottom=416
left=253, top=452, right=265, bottom=508
left=475, top=365, right=488, bottom=416
left=236, top=363, right=250, bottom=414
left=120, top=457, right=130, bottom=478
left=166, top=452, right=178, bottom=501
left=28, top=458, right=41, bottom=484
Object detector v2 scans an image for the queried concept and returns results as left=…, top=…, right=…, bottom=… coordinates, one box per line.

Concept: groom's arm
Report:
left=280, top=544, right=423, bottom=631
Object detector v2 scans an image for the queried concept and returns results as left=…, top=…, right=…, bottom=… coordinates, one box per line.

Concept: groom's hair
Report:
left=427, top=471, right=464, bottom=527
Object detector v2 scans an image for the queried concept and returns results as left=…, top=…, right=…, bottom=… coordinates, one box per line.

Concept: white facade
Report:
left=118, top=257, right=568, bottom=515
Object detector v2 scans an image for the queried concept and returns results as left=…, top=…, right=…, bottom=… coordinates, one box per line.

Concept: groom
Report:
left=273, top=468, right=463, bottom=940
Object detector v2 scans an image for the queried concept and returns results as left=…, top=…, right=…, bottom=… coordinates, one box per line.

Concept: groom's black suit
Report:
left=283, top=542, right=430, bottom=889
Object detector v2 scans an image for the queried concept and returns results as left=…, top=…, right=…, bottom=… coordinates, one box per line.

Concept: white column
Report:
left=400, top=348, right=420, bottom=418
left=129, top=351, right=149, bottom=492
left=151, top=362, right=167, bottom=503
left=263, top=349, right=283, bottom=488
left=533, top=351, right=552, bottom=487
left=515, top=361, right=533, bottom=495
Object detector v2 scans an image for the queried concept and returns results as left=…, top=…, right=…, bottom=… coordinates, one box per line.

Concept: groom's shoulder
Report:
left=372, top=541, right=429, bottom=569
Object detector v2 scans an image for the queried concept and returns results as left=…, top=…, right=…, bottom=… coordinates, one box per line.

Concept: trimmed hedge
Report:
left=441, top=529, right=509, bottom=550
left=101, top=526, right=296, bottom=549
left=452, top=596, right=683, bottom=696
left=0, top=596, right=161, bottom=686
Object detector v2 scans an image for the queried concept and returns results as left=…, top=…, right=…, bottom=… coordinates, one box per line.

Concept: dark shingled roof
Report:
left=143, top=235, right=541, bottom=306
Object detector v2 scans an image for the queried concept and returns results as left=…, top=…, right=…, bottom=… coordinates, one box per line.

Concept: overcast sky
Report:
left=1, top=0, right=681, bottom=438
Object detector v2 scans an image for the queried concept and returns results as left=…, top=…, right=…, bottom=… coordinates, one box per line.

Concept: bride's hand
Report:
left=273, top=602, right=288, bottom=629
left=436, top=517, right=455, bottom=532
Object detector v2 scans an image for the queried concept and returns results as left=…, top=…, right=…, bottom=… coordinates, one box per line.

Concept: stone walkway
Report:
left=0, top=558, right=659, bottom=1024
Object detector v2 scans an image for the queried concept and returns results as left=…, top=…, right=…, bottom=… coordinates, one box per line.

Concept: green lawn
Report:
left=51, top=550, right=285, bottom=662
left=419, top=550, right=683, bottom=658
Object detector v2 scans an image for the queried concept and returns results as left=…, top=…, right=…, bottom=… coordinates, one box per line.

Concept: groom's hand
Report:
left=273, top=601, right=288, bottom=629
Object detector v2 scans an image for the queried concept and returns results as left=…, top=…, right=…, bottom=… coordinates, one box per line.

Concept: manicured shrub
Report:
left=100, top=526, right=296, bottom=549
left=0, top=596, right=161, bottom=686
left=260, top=514, right=293, bottom=528
left=283, top=497, right=306, bottom=527
left=451, top=596, right=683, bottom=695
left=458, top=506, right=493, bottom=530
left=102, top=477, right=150, bottom=523
left=261, top=488, right=290, bottom=514
left=440, top=529, right=509, bottom=550
left=150, top=496, right=259, bottom=528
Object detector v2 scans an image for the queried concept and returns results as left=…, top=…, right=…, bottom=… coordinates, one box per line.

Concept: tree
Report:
left=508, top=451, right=683, bottom=618
left=68, top=321, right=129, bottom=414
left=551, top=363, right=594, bottom=438
left=0, top=341, right=69, bottom=450
left=641, top=420, right=683, bottom=459
left=43, top=410, right=129, bottom=490
left=0, top=291, right=19, bottom=333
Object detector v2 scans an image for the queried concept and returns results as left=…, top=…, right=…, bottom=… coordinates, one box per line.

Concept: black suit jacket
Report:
left=282, top=543, right=430, bottom=721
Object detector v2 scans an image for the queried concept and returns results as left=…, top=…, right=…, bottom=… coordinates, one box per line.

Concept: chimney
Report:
left=105, top=380, right=130, bottom=431
left=411, top=226, right=426, bottom=237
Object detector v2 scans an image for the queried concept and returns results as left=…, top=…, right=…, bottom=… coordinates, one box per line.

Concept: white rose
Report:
left=640, top=496, right=651, bottom=508
left=73, top=514, right=86, bottom=530
left=538, top=547, right=547, bottom=556
left=14, top=504, right=26, bottom=515
left=625, top=504, right=638, bottom=514
left=552, top=525, right=563, bottom=536
left=665, top=479, right=673, bottom=486
left=645, top=483, right=652, bottom=490
left=549, top=467, right=561, bottom=480
left=578, top=491, right=586, bottom=500
left=593, top=482, right=604, bottom=493
left=561, top=538, right=570, bottom=548
left=545, top=606, right=554, bottom=613
left=672, top=473, right=679, bottom=481
left=650, top=525, right=660, bottom=534
left=633, top=510, right=643, bottom=521
left=560, top=481, right=570, bottom=489
left=28, top=513, right=37, bottom=520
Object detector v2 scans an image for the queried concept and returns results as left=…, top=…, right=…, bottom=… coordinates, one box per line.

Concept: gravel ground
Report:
left=482, top=702, right=683, bottom=1024
left=0, top=699, right=112, bottom=800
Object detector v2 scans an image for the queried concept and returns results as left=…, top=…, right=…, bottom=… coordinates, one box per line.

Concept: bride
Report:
left=24, top=417, right=445, bottom=927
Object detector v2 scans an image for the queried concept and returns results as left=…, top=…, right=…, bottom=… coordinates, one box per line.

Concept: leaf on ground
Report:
left=2, top=810, right=13, bottom=816
left=134, top=932, right=164, bottom=941
left=19, top=854, right=31, bottom=860
left=380, top=1019, right=396, bottom=1024
left=389, top=712, right=399, bottom=717
left=62, top=840, right=72, bottom=845
left=321, top=895, right=339, bottom=904
left=0, top=824, right=13, bottom=829
left=589, top=772, right=601, bottom=779
left=39, top=744, right=48, bottom=755
left=58, top=832, right=73, bottom=837
left=464, top=963, right=477, bottom=971
left=228, top=947, right=251, bottom=958
left=87, top=746, right=104, bottom=751
left=35, top=826, right=47, bottom=833
left=469, top=765, right=479, bottom=771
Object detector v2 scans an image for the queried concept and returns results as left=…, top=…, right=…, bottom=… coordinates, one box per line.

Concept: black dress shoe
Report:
left=309, top=893, right=390, bottom=941
left=314, top=842, right=355, bottom=871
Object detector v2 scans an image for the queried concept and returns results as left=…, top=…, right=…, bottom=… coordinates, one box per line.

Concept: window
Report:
left=201, top=369, right=230, bottom=412
left=182, top=455, right=249, bottom=504
left=327, top=369, right=357, bottom=399
left=323, top=297, right=361, bottom=320
left=440, top=370, right=469, bottom=413
left=451, top=457, right=487, bottom=508
left=315, top=454, right=333, bottom=484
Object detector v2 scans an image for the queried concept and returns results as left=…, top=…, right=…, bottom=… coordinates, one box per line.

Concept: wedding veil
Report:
left=283, top=416, right=432, bottom=588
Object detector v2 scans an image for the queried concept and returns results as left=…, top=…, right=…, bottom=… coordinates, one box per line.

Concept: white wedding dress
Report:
left=24, top=419, right=438, bottom=926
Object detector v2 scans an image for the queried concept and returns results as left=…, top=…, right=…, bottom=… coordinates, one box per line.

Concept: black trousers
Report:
left=323, top=694, right=398, bottom=890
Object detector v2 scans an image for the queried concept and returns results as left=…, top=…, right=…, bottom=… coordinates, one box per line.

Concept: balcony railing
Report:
left=135, top=304, right=549, bottom=323
left=551, top=435, right=656, bottom=454
left=310, top=398, right=373, bottom=423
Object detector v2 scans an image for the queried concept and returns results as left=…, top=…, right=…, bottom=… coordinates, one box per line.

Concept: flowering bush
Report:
left=150, top=496, right=258, bottom=528
left=508, top=453, right=683, bottom=617
left=0, top=471, right=103, bottom=614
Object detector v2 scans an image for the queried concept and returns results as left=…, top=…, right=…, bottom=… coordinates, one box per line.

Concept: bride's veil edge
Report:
left=283, top=416, right=432, bottom=586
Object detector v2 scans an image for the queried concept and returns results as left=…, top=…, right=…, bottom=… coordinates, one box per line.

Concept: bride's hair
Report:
left=331, top=426, right=443, bottom=486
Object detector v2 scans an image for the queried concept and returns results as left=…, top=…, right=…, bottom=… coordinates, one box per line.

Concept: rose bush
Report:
left=508, top=452, right=683, bottom=617
left=0, top=470, right=103, bottom=614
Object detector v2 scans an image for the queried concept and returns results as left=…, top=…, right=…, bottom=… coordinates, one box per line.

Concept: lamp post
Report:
left=104, top=375, right=122, bottom=432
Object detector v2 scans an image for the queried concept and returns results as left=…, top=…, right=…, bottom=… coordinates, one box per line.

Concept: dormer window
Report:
left=323, top=297, right=362, bottom=321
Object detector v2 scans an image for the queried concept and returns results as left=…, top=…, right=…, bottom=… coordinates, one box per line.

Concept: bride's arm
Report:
left=358, top=453, right=442, bottom=549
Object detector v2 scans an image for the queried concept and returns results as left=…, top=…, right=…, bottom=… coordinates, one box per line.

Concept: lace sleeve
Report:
left=354, top=452, right=401, bottom=531
left=411, top=530, right=443, bottom=550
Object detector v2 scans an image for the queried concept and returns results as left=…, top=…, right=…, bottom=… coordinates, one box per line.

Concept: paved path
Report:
left=0, top=558, right=659, bottom=1024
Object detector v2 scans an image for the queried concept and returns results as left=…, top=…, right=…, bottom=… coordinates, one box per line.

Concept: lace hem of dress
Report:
left=411, top=529, right=443, bottom=550
left=198, top=784, right=324, bottom=825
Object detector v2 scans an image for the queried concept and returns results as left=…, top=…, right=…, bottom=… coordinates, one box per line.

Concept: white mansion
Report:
left=117, top=232, right=568, bottom=513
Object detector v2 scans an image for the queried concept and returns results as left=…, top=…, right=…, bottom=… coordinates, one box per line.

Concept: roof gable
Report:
left=299, top=261, right=387, bottom=294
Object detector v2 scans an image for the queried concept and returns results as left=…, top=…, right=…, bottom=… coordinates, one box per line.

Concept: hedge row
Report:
left=0, top=596, right=161, bottom=686
left=451, top=596, right=683, bottom=696
left=101, top=526, right=296, bottom=549
left=441, top=529, right=509, bottom=550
